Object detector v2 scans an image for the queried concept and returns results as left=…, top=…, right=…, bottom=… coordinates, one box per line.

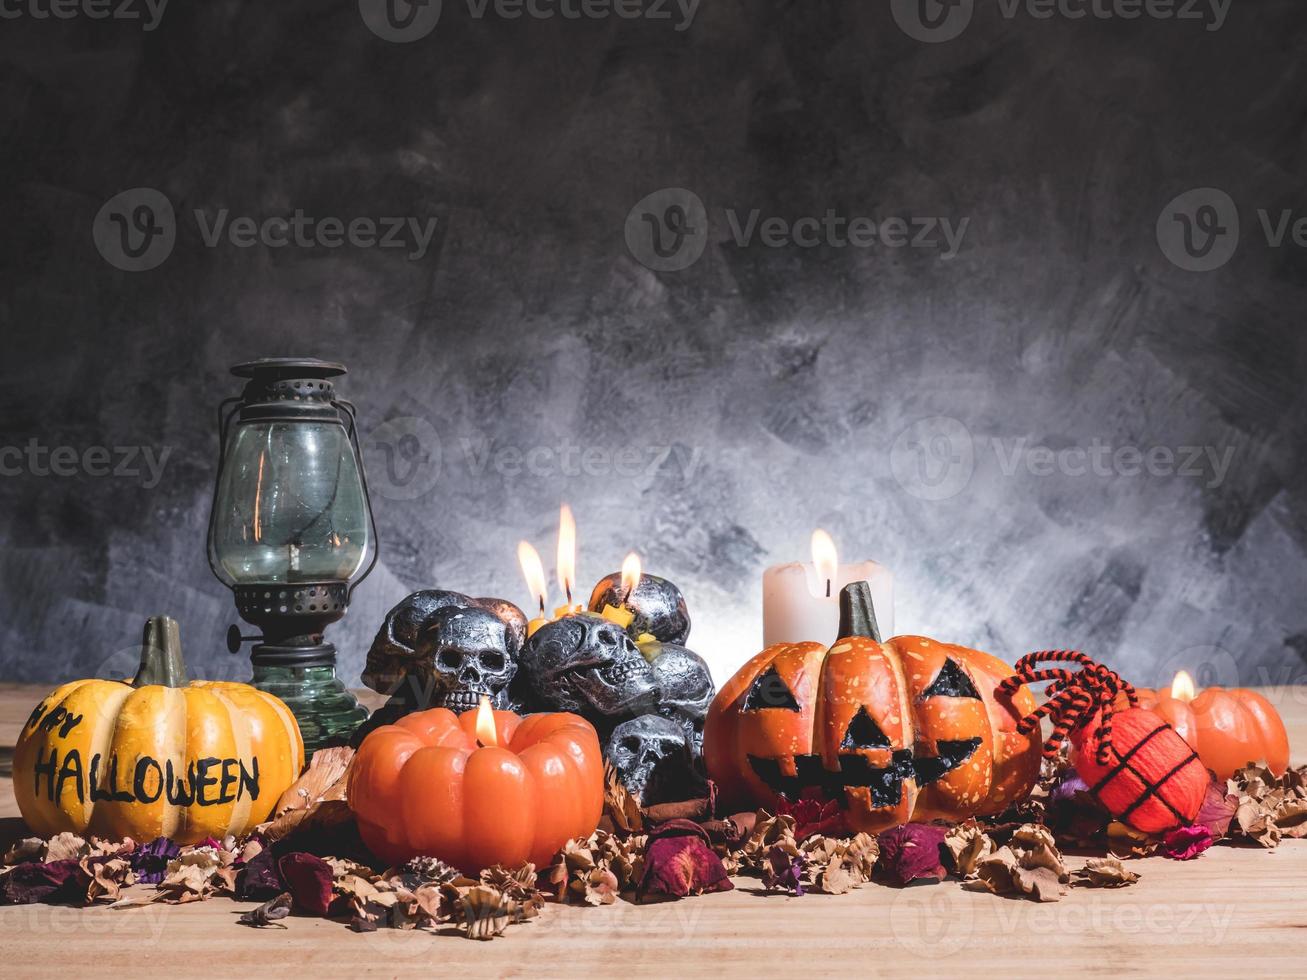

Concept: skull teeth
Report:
left=600, top=661, right=644, bottom=683
left=439, top=689, right=489, bottom=712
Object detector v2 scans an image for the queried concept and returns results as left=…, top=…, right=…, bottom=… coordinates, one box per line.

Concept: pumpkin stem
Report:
left=132, top=616, right=190, bottom=688
left=838, top=582, right=882, bottom=643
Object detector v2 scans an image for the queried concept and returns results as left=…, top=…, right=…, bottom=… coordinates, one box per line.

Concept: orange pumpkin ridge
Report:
left=704, top=583, right=1041, bottom=833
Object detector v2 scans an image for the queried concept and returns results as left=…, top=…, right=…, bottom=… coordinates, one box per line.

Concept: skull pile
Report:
left=515, top=613, right=716, bottom=804
left=359, top=590, right=526, bottom=725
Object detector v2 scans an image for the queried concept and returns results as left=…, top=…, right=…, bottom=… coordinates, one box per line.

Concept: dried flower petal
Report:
left=235, top=847, right=284, bottom=901
left=3, top=838, right=46, bottom=865
left=278, top=852, right=334, bottom=916
left=638, top=820, right=733, bottom=900
left=1195, top=777, right=1238, bottom=839
left=129, top=837, right=180, bottom=885
left=877, top=824, right=948, bottom=885
left=1161, top=825, right=1215, bottom=861
left=1, top=860, right=88, bottom=904
left=761, top=847, right=805, bottom=896
left=775, top=795, right=849, bottom=841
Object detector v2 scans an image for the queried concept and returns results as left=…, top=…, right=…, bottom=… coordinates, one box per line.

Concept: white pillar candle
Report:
left=762, top=531, right=894, bottom=646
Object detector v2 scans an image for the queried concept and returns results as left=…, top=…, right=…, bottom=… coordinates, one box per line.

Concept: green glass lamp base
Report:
left=250, top=662, right=369, bottom=756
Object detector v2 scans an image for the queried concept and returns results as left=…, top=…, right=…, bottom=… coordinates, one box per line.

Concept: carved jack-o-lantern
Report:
left=703, top=584, right=1041, bottom=833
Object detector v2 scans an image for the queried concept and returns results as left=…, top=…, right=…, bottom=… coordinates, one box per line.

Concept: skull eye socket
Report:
left=922, top=658, right=982, bottom=700
left=743, top=665, right=800, bottom=712
left=438, top=649, right=462, bottom=669
left=620, top=736, right=641, bottom=753
left=481, top=652, right=505, bottom=670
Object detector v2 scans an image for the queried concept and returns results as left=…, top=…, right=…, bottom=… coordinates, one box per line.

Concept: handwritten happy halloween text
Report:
left=25, top=703, right=261, bottom=807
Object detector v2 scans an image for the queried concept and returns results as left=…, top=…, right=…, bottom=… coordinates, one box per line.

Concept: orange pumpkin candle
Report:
left=348, top=698, right=603, bottom=871
left=1130, top=671, right=1290, bottom=780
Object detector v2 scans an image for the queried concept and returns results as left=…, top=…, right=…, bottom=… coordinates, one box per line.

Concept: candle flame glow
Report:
left=621, top=552, right=642, bottom=596
left=475, top=695, right=497, bottom=747
left=557, top=503, right=577, bottom=602
left=811, top=529, right=838, bottom=598
left=517, top=541, right=547, bottom=613
left=1171, top=669, right=1197, bottom=703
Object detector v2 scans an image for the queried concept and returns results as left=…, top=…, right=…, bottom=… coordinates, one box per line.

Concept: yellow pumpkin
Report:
left=14, top=616, right=304, bottom=844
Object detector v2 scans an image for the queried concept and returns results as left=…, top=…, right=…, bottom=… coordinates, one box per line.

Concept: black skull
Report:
left=414, top=606, right=517, bottom=713
left=517, top=615, right=659, bottom=721
left=606, top=714, right=700, bottom=805
left=363, top=589, right=525, bottom=695
left=647, top=643, right=715, bottom=753
left=588, top=572, right=690, bottom=645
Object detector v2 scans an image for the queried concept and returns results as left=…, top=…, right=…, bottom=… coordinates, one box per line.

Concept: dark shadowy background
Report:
left=1, top=1, right=1305, bottom=690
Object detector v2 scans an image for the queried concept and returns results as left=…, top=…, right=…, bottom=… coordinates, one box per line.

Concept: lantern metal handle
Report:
left=334, top=398, right=379, bottom=602
left=205, top=396, right=244, bottom=588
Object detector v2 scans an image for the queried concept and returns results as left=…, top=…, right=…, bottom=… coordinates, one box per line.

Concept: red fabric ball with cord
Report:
left=999, top=651, right=1207, bottom=835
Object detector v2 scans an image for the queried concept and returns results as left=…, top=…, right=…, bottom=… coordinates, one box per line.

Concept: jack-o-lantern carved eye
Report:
left=840, top=706, right=891, bottom=749
left=743, top=665, right=800, bottom=712
left=922, top=658, right=982, bottom=700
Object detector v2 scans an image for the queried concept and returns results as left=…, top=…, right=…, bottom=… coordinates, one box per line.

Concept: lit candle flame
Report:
left=621, top=551, right=642, bottom=597
left=517, top=541, right=547, bottom=615
left=475, top=695, right=497, bottom=747
left=557, top=503, right=577, bottom=604
left=1171, top=669, right=1197, bottom=703
left=811, top=529, right=838, bottom=598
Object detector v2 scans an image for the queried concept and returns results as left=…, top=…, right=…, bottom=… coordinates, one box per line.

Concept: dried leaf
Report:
left=1106, top=821, right=1158, bottom=858
left=877, top=824, right=948, bottom=885
left=604, top=761, right=645, bottom=833
left=42, top=832, right=91, bottom=863
left=964, top=823, right=1068, bottom=902
left=943, top=820, right=993, bottom=878
left=460, top=886, right=510, bottom=940
left=760, top=847, right=805, bottom=896
left=2, top=838, right=46, bottom=865
left=238, top=892, right=293, bottom=928
left=740, top=811, right=798, bottom=870
left=275, top=746, right=354, bottom=814
left=80, top=856, right=132, bottom=903
left=480, top=863, right=543, bottom=919
left=386, top=855, right=462, bottom=890
left=1073, top=856, right=1139, bottom=888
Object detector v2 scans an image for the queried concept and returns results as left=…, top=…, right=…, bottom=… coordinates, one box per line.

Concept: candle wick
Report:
left=565, top=583, right=573, bottom=606
left=825, top=579, right=831, bottom=598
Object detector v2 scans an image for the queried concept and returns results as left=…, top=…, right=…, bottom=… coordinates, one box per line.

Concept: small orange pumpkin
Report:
left=1127, top=685, right=1289, bottom=780
left=348, top=703, right=603, bottom=871
left=704, top=584, right=1040, bottom=832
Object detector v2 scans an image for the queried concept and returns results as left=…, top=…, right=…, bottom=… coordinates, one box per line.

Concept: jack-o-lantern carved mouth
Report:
left=747, top=737, right=983, bottom=809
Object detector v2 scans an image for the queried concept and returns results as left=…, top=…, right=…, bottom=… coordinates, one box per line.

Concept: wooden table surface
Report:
left=2, top=682, right=1305, bottom=978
